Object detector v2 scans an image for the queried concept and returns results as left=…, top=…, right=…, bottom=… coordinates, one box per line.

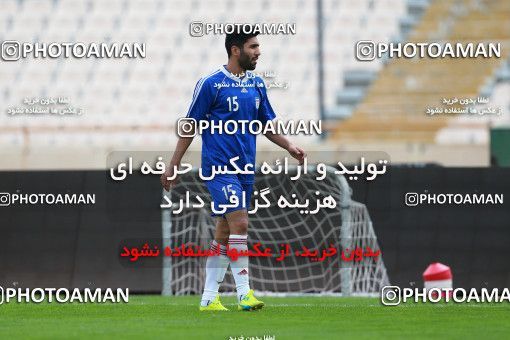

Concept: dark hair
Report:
left=225, top=25, right=259, bottom=57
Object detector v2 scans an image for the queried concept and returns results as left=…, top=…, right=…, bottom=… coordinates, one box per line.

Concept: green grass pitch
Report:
left=0, top=295, right=508, bottom=339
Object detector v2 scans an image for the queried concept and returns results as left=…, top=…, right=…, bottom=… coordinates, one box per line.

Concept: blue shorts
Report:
left=205, top=175, right=253, bottom=217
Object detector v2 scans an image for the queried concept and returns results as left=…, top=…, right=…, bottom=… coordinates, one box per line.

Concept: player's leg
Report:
left=200, top=217, right=230, bottom=311
left=208, top=216, right=231, bottom=289
left=214, top=216, right=230, bottom=246
left=225, top=209, right=250, bottom=297
left=225, top=208, right=264, bottom=310
left=213, top=217, right=230, bottom=286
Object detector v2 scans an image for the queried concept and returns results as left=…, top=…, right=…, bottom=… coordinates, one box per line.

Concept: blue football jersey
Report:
left=185, top=65, right=276, bottom=183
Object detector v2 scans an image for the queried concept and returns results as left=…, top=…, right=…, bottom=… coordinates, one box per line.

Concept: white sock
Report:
left=200, top=240, right=229, bottom=306
left=228, top=234, right=250, bottom=301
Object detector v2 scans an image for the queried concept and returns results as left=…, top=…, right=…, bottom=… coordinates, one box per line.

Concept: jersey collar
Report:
left=221, top=65, right=251, bottom=83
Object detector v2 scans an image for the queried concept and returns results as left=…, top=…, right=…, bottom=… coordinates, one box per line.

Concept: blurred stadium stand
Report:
left=0, top=0, right=508, bottom=169
left=331, top=0, right=510, bottom=144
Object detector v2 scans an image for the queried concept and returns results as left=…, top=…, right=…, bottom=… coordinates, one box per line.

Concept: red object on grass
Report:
left=423, top=262, right=452, bottom=281
left=423, top=262, right=453, bottom=298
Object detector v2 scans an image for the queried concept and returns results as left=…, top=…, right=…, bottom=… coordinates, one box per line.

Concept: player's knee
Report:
left=215, top=228, right=230, bottom=244
left=214, top=220, right=230, bottom=244
left=229, top=217, right=248, bottom=235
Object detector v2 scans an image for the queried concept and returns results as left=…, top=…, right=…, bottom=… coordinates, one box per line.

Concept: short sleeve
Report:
left=186, top=78, right=214, bottom=121
left=256, top=79, right=276, bottom=124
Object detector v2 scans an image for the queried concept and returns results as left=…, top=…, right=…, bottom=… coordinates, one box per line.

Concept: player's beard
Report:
left=239, top=50, right=257, bottom=71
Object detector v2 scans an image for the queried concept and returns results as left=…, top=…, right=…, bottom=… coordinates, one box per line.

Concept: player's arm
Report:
left=256, top=78, right=306, bottom=165
left=161, top=135, right=194, bottom=191
left=264, top=132, right=306, bottom=165
left=161, top=77, right=214, bottom=191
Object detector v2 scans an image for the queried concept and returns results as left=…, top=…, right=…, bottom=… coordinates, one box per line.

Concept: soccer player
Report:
left=161, top=27, right=306, bottom=311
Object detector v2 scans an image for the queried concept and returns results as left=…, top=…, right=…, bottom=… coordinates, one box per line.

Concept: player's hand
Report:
left=288, top=145, right=306, bottom=165
left=160, top=164, right=177, bottom=192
